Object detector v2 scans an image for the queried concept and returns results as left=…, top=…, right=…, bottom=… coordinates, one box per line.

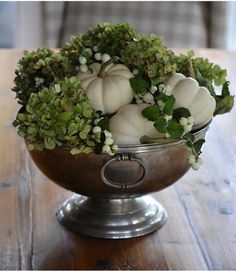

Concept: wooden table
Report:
left=1, top=49, right=236, bottom=270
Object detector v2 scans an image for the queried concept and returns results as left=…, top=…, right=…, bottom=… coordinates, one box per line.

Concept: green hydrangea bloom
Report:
left=13, top=77, right=100, bottom=154
left=12, top=48, right=75, bottom=105
left=82, top=22, right=136, bottom=55
left=121, top=34, right=176, bottom=84
left=61, top=22, right=136, bottom=66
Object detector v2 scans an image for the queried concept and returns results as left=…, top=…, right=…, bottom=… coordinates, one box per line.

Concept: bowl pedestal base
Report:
left=56, top=194, right=168, bottom=239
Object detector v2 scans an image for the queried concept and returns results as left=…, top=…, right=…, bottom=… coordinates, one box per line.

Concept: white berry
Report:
left=165, top=115, right=172, bottom=121
left=179, top=117, right=188, bottom=126
left=108, top=150, right=114, bottom=156
left=197, top=157, right=203, bottom=165
left=188, top=154, right=196, bottom=164
left=101, top=54, right=111, bottom=63
left=102, top=145, right=111, bottom=153
left=79, top=56, right=87, bottom=65
left=80, top=64, right=88, bottom=73
left=105, top=137, right=113, bottom=145
left=94, top=117, right=103, bottom=125
left=192, top=162, right=200, bottom=170
left=93, top=46, right=98, bottom=52
left=165, top=133, right=171, bottom=138
left=150, top=86, right=157, bottom=94
left=112, top=145, right=118, bottom=151
left=104, top=130, right=112, bottom=138
left=165, top=85, right=172, bottom=96
left=143, top=93, right=154, bottom=104
left=94, top=53, right=101, bottom=61
left=93, top=126, right=101, bottom=134
left=132, top=69, right=139, bottom=75
left=158, top=84, right=165, bottom=92
left=187, top=116, right=194, bottom=125
left=184, top=124, right=192, bottom=133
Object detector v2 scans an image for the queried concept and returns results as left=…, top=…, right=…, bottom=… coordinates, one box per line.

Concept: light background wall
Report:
left=0, top=1, right=235, bottom=50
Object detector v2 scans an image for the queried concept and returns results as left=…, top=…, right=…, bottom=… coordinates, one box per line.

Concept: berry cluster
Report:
left=92, top=118, right=118, bottom=156
left=188, top=154, right=203, bottom=170
left=179, top=116, right=193, bottom=133
left=76, top=46, right=112, bottom=74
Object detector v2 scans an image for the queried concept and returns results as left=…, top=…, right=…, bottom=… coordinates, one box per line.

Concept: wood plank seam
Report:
left=175, top=185, right=212, bottom=269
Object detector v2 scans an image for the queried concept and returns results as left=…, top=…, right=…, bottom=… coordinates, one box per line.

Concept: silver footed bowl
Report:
left=28, top=124, right=209, bottom=239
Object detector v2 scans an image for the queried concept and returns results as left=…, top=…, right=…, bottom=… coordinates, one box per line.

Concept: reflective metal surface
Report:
left=101, top=153, right=146, bottom=189
left=56, top=194, right=167, bottom=239
left=28, top=124, right=209, bottom=238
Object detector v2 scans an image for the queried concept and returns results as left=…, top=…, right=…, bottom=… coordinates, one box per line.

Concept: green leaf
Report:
left=154, top=117, right=168, bottom=133
left=26, top=105, right=33, bottom=114
left=222, top=81, right=230, bottom=96
left=70, top=148, right=79, bottom=155
left=186, top=140, right=193, bottom=148
left=97, top=117, right=109, bottom=130
left=163, top=96, right=175, bottom=116
left=193, top=139, right=205, bottom=155
left=142, top=105, right=160, bottom=121
left=150, top=76, right=161, bottom=86
left=214, top=81, right=234, bottom=115
left=183, top=133, right=194, bottom=143
left=173, top=107, right=191, bottom=121
left=167, top=121, right=184, bottom=139
left=84, top=146, right=93, bottom=154
left=129, top=76, right=150, bottom=94
left=214, top=95, right=234, bottom=115
left=44, top=138, right=56, bottom=150
left=57, top=112, right=73, bottom=122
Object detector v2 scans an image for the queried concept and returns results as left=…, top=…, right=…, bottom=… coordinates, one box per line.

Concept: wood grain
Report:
left=0, top=49, right=236, bottom=270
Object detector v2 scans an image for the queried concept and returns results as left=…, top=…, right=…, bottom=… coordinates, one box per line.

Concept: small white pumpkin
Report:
left=165, top=73, right=216, bottom=128
left=109, top=104, right=161, bottom=145
left=77, top=58, right=134, bottom=114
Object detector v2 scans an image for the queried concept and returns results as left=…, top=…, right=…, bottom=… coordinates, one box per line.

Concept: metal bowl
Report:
left=28, top=124, right=209, bottom=239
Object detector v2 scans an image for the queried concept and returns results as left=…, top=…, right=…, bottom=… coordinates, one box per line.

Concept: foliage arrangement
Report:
left=12, top=48, right=75, bottom=105
left=121, top=34, right=176, bottom=84
left=13, top=77, right=117, bottom=155
left=12, top=22, right=234, bottom=169
left=174, top=51, right=234, bottom=115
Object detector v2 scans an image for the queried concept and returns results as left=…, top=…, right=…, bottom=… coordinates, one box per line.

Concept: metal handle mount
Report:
left=101, top=153, right=146, bottom=189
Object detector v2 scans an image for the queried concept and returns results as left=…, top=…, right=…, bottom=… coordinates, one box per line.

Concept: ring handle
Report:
left=101, top=154, right=146, bottom=189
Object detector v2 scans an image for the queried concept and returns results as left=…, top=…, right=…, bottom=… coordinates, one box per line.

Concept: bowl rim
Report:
left=27, top=121, right=210, bottom=155
left=116, top=122, right=209, bottom=153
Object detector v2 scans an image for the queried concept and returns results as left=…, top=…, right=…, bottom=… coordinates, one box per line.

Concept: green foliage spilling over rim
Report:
left=13, top=77, right=100, bottom=154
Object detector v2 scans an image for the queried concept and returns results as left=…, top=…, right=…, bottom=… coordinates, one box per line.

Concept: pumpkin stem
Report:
left=187, top=59, right=196, bottom=79
left=97, top=56, right=119, bottom=78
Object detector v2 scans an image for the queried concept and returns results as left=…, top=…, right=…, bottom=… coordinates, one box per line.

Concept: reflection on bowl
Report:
left=27, top=124, right=209, bottom=239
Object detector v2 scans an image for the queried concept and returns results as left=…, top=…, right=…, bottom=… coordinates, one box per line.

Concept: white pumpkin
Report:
left=165, top=73, right=216, bottom=127
left=109, top=104, right=161, bottom=145
left=77, top=60, right=134, bottom=114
